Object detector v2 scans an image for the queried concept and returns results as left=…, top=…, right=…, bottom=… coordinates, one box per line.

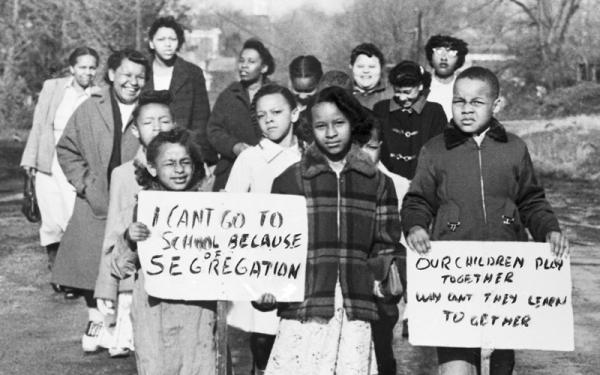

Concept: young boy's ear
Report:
left=147, top=164, right=158, bottom=177
left=291, top=107, right=300, bottom=124
left=492, top=96, right=504, bottom=115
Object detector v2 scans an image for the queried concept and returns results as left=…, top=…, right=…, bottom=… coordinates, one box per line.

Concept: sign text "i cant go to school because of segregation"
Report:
left=136, top=191, right=308, bottom=302
left=407, top=241, right=574, bottom=351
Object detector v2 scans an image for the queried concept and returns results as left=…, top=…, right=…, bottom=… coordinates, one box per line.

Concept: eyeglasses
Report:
left=432, top=47, right=458, bottom=57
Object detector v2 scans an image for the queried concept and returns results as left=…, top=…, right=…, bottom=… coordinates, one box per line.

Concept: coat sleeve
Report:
left=401, top=145, right=439, bottom=236
left=55, top=103, right=90, bottom=195
left=224, top=150, right=252, bottom=192
left=207, top=91, right=240, bottom=159
left=431, top=102, right=448, bottom=137
left=110, top=234, right=139, bottom=280
left=516, top=147, right=561, bottom=241
left=191, top=66, right=218, bottom=165
left=368, top=174, right=404, bottom=281
left=20, top=80, right=53, bottom=169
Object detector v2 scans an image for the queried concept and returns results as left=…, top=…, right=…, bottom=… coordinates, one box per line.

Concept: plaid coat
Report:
left=271, top=143, right=402, bottom=321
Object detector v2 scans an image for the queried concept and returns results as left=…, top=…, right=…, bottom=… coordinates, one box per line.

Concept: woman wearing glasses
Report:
left=424, top=35, right=469, bottom=120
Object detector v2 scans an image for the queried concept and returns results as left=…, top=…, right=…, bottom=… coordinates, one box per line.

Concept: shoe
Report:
left=402, top=319, right=409, bottom=338
left=82, top=321, right=104, bottom=353
left=50, top=283, right=62, bottom=293
left=108, top=347, right=131, bottom=358
left=63, top=288, right=80, bottom=300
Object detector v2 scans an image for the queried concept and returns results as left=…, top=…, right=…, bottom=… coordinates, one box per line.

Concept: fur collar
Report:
left=444, top=118, right=508, bottom=149
left=301, top=143, right=377, bottom=179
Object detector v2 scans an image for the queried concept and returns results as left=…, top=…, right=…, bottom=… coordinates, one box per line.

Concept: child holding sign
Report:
left=112, top=128, right=216, bottom=375
left=225, top=84, right=303, bottom=374
left=260, top=86, right=402, bottom=374
left=402, top=67, right=569, bottom=375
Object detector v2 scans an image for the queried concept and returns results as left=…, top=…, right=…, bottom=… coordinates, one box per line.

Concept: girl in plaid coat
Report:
left=258, top=86, right=402, bottom=374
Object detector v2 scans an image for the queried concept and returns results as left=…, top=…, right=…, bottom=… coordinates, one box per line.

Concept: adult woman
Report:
left=144, top=16, right=217, bottom=166
left=21, top=46, right=100, bottom=276
left=52, top=49, right=149, bottom=353
left=207, top=38, right=275, bottom=191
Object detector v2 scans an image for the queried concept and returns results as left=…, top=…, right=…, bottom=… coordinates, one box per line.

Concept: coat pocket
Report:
left=84, top=174, right=108, bottom=218
left=500, top=199, right=524, bottom=240
left=433, top=201, right=461, bottom=239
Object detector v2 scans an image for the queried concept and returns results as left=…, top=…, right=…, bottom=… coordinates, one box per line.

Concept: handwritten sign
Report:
left=136, top=191, right=308, bottom=302
left=407, top=241, right=574, bottom=351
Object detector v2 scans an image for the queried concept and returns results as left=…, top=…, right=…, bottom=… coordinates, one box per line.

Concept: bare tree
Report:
left=506, top=0, right=581, bottom=62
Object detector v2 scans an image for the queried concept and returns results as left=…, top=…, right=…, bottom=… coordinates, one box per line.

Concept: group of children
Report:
left=27, top=25, right=570, bottom=375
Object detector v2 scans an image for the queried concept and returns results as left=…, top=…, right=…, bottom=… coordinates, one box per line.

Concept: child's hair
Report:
left=456, top=66, right=500, bottom=99
left=425, top=35, right=469, bottom=69
left=289, top=55, right=323, bottom=82
left=148, top=16, right=185, bottom=51
left=388, top=60, right=432, bottom=90
left=136, top=127, right=206, bottom=189
left=132, top=90, right=174, bottom=121
left=68, top=46, right=99, bottom=67
left=241, top=38, right=275, bottom=77
left=317, top=70, right=353, bottom=93
left=251, top=83, right=297, bottom=112
left=104, top=49, right=150, bottom=84
left=310, top=86, right=372, bottom=145
left=350, top=43, right=385, bottom=66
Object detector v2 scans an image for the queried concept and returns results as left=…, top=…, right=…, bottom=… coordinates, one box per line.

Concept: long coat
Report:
left=207, top=81, right=261, bottom=190
left=144, top=56, right=217, bottom=165
left=52, top=87, right=139, bottom=291
left=20, top=77, right=71, bottom=173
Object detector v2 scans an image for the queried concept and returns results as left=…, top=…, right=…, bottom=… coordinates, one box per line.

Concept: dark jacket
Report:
left=271, top=144, right=402, bottom=322
left=145, top=56, right=217, bottom=165
left=374, top=96, right=447, bottom=180
left=207, top=81, right=261, bottom=190
left=401, top=119, right=561, bottom=242
left=353, top=79, right=394, bottom=110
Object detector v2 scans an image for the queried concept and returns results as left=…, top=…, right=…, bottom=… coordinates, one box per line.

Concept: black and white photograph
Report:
left=0, top=0, right=598, bottom=374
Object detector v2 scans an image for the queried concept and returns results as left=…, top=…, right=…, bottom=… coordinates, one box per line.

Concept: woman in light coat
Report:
left=21, top=46, right=100, bottom=276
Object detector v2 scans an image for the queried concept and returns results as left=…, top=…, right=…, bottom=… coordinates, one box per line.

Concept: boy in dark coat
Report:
left=402, top=67, right=569, bottom=375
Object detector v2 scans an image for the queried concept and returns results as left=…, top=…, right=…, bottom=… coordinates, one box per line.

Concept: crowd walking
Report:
left=20, top=13, right=570, bottom=375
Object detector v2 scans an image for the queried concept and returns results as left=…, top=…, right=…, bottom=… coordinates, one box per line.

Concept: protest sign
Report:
left=136, top=191, right=308, bottom=302
left=407, top=241, right=574, bottom=351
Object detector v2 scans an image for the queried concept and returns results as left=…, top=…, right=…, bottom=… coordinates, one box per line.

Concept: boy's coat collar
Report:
left=444, top=118, right=508, bottom=149
left=301, top=143, right=377, bottom=179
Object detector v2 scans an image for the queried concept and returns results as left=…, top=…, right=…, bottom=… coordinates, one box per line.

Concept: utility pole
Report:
left=136, top=0, right=142, bottom=50
left=4, top=0, right=20, bottom=83
left=414, top=8, right=423, bottom=64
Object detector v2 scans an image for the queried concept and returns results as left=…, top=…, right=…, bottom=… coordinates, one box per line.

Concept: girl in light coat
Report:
left=225, top=84, right=303, bottom=375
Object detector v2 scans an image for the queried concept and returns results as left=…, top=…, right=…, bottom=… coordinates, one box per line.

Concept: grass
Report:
left=503, top=115, right=600, bottom=181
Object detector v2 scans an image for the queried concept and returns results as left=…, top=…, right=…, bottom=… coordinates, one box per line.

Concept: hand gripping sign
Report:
left=136, top=191, right=308, bottom=302
left=407, top=241, right=574, bottom=351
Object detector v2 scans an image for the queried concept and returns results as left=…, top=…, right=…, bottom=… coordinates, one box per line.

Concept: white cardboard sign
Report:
left=407, top=241, right=574, bottom=351
left=136, top=191, right=308, bottom=302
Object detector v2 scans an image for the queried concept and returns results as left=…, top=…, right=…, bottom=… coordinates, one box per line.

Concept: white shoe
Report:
left=81, top=321, right=103, bottom=353
left=108, top=347, right=131, bottom=358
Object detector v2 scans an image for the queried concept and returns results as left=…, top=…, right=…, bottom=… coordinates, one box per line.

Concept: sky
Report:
left=191, top=0, right=350, bottom=18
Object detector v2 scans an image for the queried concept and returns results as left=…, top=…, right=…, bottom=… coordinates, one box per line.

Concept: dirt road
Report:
left=0, top=140, right=598, bottom=374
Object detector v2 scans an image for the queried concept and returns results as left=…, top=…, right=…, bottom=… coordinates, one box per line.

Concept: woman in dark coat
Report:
left=144, top=16, right=217, bottom=166
left=207, top=38, right=275, bottom=191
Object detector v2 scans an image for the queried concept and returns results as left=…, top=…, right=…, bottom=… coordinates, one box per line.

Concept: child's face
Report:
left=431, top=47, right=459, bottom=78
left=133, top=103, right=175, bottom=147
left=238, top=48, right=267, bottom=82
left=149, top=143, right=194, bottom=191
left=256, top=93, right=298, bottom=143
left=361, top=130, right=381, bottom=164
left=393, top=85, right=423, bottom=109
left=351, top=54, right=381, bottom=90
left=452, top=78, right=500, bottom=134
left=311, top=102, right=352, bottom=161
